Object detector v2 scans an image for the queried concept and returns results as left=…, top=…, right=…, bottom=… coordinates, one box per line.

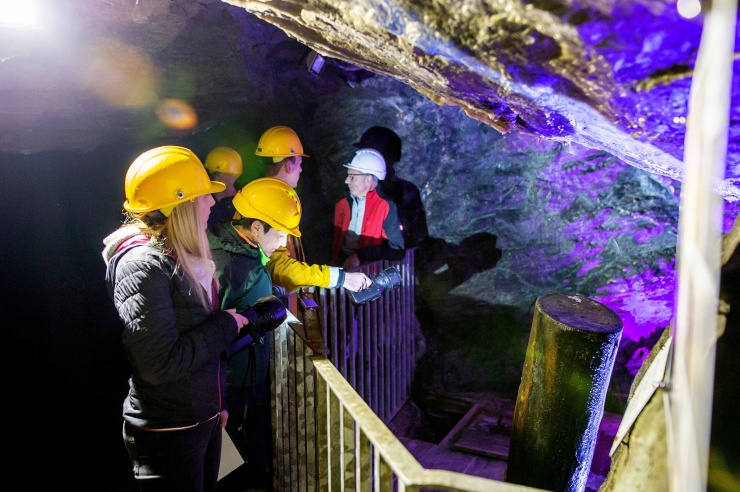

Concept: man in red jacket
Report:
left=331, top=148, right=406, bottom=270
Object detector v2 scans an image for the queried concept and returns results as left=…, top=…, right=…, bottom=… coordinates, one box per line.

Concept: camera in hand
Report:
left=348, top=267, right=402, bottom=306
left=239, top=294, right=287, bottom=339
left=229, top=294, right=287, bottom=355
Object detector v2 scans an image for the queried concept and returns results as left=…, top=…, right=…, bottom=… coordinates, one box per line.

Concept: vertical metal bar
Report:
left=376, top=282, right=385, bottom=420
left=350, top=296, right=359, bottom=391
left=374, top=448, right=392, bottom=492
left=316, top=364, right=329, bottom=492
left=334, top=288, right=341, bottom=369
left=357, top=427, right=371, bottom=492
left=357, top=294, right=372, bottom=408
left=372, top=289, right=379, bottom=418
left=342, top=405, right=355, bottom=490
left=397, top=257, right=404, bottom=417
left=270, top=328, right=282, bottom=491
left=338, top=289, right=347, bottom=373
left=305, top=350, right=323, bottom=492
left=278, top=327, right=292, bottom=489
left=406, top=252, right=412, bottom=395
left=287, top=330, right=298, bottom=491
left=295, top=335, right=306, bottom=492
left=321, top=290, right=329, bottom=359
left=388, top=270, right=393, bottom=422
left=329, top=388, right=341, bottom=491
left=364, top=296, right=372, bottom=408
left=357, top=288, right=366, bottom=401
left=390, top=267, right=399, bottom=418
left=408, top=250, right=416, bottom=395
left=402, top=255, right=409, bottom=401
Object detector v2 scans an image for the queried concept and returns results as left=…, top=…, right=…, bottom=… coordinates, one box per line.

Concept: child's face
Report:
left=258, top=226, right=288, bottom=257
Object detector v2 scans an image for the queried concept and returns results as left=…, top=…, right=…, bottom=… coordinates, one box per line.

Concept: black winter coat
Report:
left=105, top=238, right=238, bottom=429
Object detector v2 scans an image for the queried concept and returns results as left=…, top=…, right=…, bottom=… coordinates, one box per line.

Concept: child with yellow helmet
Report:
left=207, top=176, right=303, bottom=490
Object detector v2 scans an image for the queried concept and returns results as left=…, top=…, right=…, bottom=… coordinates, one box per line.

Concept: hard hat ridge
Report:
left=344, top=148, right=387, bottom=180
left=255, top=126, right=309, bottom=159
left=232, top=177, right=302, bottom=237
left=123, top=146, right=225, bottom=214
left=204, top=147, right=243, bottom=177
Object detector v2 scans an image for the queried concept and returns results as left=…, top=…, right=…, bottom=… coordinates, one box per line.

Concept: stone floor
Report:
left=387, top=392, right=622, bottom=491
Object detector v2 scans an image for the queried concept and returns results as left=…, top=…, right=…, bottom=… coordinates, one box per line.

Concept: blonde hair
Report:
left=124, top=196, right=214, bottom=310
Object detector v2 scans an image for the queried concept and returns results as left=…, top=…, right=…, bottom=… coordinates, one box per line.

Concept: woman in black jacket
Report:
left=102, top=146, right=249, bottom=492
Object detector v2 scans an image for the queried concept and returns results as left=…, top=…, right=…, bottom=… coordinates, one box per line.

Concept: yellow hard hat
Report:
left=254, top=126, right=309, bottom=159
left=123, top=146, right=226, bottom=213
left=232, top=177, right=302, bottom=236
left=204, top=146, right=243, bottom=177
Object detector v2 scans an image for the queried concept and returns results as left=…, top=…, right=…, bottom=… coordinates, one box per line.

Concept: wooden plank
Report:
left=438, top=404, right=482, bottom=449
left=452, top=431, right=510, bottom=461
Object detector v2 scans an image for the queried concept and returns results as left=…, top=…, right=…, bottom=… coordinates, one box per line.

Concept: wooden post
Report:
left=506, top=293, right=623, bottom=492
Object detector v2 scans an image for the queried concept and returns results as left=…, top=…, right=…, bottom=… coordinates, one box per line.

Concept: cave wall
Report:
left=1, top=1, right=738, bottom=489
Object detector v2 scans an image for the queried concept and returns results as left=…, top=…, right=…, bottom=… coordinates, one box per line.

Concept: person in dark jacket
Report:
left=331, top=148, right=406, bottom=269
left=204, top=146, right=243, bottom=229
left=207, top=177, right=302, bottom=491
left=102, top=145, right=249, bottom=492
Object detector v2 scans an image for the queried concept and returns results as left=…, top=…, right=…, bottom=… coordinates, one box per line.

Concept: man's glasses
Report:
left=347, top=173, right=371, bottom=181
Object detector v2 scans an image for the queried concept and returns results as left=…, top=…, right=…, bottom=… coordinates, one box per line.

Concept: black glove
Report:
left=240, top=294, right=287, bottom=339
left=271, top=285, right=289, bottom=307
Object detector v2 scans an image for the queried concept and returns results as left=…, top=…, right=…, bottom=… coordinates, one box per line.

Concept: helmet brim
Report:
left=343, top=163, right=385, bottom=180
left=255, top=151, right=310, bottom=158
left=209, top=180, right=227, bottom=194
left=123, top=180, right=226, bottom=213
left=283, top=225, right=302, bottom=237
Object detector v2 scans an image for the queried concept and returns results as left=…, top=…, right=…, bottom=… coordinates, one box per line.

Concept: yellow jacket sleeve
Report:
left=266, top=246, right=333, bottom=293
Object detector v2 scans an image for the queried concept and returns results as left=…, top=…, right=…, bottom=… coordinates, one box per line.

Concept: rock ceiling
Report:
left=226, top=0, right=739, bottom=199
left=1, top=0, right=738, bottom=200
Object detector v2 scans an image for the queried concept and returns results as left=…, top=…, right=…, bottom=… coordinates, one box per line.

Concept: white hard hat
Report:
left=344, top=148, right=386, bottom=180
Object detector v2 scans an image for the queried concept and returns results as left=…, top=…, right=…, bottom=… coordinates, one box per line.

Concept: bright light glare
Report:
left=0, top=0, right=41, bottom=27
left=677, top=0, right=702, bottom=19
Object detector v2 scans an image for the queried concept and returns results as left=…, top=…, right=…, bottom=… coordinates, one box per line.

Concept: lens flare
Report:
left=82, top=37, right=159, bottom=109
left=155, top=98, right=198, bottom=130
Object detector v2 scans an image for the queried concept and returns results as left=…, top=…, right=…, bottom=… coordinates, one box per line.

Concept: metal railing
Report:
left=313, top=357, right=537, bottom=492
left=268, top=250, right=543, bottom=491
left=319, top=250, right=419, bottom=422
